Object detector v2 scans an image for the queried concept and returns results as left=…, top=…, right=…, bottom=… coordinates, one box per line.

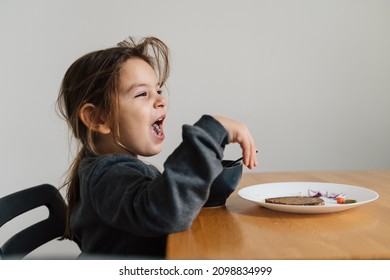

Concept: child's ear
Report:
left=78, top=103, right=111, bottom=134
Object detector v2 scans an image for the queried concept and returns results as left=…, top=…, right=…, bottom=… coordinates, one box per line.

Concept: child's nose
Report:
left=154, top=93, right=166, bottom=108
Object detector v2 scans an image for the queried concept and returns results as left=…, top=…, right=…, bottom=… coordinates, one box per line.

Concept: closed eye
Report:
left=135, top=92, right=147, bottom=98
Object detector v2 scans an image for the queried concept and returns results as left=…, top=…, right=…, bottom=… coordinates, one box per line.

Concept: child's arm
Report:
left=81, top=115, right=256, bottom=237
left=213, top=115, right=258, bottom=169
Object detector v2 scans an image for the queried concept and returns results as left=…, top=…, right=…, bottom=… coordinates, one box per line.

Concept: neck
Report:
left=94, top=134, right=138, bottom=158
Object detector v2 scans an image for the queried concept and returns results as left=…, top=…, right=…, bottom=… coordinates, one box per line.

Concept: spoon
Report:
left=224, top=150, right=258, bottom=167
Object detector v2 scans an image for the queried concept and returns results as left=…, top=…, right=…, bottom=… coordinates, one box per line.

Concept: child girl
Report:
left=57, top=36, right=257, bottom=258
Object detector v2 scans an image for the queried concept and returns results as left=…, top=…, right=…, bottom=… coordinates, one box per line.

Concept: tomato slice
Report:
left=336, top=197, right=345, bottom=204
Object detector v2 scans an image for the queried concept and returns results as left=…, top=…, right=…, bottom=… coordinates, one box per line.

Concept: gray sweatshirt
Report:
left=72, top=115, right=229, bottom=258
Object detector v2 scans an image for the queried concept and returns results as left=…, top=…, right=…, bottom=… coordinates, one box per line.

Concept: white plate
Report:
left=238, top=182, right=379, bottom=214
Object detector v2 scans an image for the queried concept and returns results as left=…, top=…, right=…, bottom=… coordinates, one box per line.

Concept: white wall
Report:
left=1, top=0, right=389, bottom=257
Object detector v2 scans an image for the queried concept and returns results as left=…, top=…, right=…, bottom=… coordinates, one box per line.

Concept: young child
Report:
left=57, top=36, right=257, bottom=258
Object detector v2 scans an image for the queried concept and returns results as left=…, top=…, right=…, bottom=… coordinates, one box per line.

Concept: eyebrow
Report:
left=125, top=83, right=160, bottom=93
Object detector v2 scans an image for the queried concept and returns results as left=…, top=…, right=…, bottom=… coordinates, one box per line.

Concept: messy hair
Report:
left=56, top=37, right=170, bottom=239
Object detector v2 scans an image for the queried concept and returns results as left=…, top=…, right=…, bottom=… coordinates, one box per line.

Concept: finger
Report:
left=246, top=148, right=256, bottom=169
left=240, top=136, right=254, bottom=168
left=251, top=147, right=259, bottom=169
left=244, top=135, right=257, bottom=169
left=237, top=134, right=250, bottom=166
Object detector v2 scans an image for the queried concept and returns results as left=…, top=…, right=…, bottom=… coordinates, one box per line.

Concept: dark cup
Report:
left=203, top=160, right=243, bottom=207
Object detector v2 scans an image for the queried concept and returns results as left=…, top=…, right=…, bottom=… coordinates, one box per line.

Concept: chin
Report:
left=142, top=147, right=163, bottom=157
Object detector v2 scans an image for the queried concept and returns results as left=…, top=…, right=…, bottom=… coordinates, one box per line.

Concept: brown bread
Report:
left=265, top=196, right=325, bottom=206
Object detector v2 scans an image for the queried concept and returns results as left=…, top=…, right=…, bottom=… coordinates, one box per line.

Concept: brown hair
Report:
left=56, top=37, right=170, bottom=239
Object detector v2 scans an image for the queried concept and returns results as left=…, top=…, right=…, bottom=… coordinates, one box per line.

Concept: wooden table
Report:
left=166, top=170, right=390, bottom=259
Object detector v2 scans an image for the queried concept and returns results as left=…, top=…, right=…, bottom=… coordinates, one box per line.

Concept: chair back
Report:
left=0, top=184, right=66, bottom=259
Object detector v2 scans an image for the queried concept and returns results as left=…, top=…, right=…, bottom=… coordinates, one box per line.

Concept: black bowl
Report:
left=203, top=160, right=243, bottom=207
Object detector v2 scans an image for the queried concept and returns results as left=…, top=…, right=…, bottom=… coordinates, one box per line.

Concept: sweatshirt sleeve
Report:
left=86, top=115, right=229, bottom=237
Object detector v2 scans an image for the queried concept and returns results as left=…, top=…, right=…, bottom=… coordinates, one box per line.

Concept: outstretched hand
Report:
left=213, top=115, right=258, bottom=169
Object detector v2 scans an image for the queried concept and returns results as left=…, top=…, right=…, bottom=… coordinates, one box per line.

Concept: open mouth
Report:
left=152, top=116, right=165, bottom=136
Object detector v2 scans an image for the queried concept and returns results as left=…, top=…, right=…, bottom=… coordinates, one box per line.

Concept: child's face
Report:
left=116, top=58, right=167, bottom=157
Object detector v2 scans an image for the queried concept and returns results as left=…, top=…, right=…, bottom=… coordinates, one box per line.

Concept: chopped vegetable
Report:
left=336, top=197, right=345, bottom=204
left=308, top=189, right=346, bottom=199
left=308, top=189, right=322, bottom=197
left=336, top=197, right=357, bottom=204
left=309, top=189, right=356, bottom=204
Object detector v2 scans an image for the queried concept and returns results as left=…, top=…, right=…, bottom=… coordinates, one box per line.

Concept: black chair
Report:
left=0, top=184, right=67, bottom=259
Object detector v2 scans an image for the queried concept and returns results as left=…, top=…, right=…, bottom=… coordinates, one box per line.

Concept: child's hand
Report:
left=213, top=115, right=258, bottom=169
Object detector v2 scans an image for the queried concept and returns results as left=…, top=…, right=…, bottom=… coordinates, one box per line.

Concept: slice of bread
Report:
left=265, top=196, right=325, bottom=206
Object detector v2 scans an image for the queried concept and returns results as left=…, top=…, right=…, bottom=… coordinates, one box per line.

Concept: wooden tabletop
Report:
left=166, top=170, right=390, bottom=259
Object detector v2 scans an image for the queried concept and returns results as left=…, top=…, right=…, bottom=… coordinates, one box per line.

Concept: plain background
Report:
left=1, top=0, right=389, bottom=258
